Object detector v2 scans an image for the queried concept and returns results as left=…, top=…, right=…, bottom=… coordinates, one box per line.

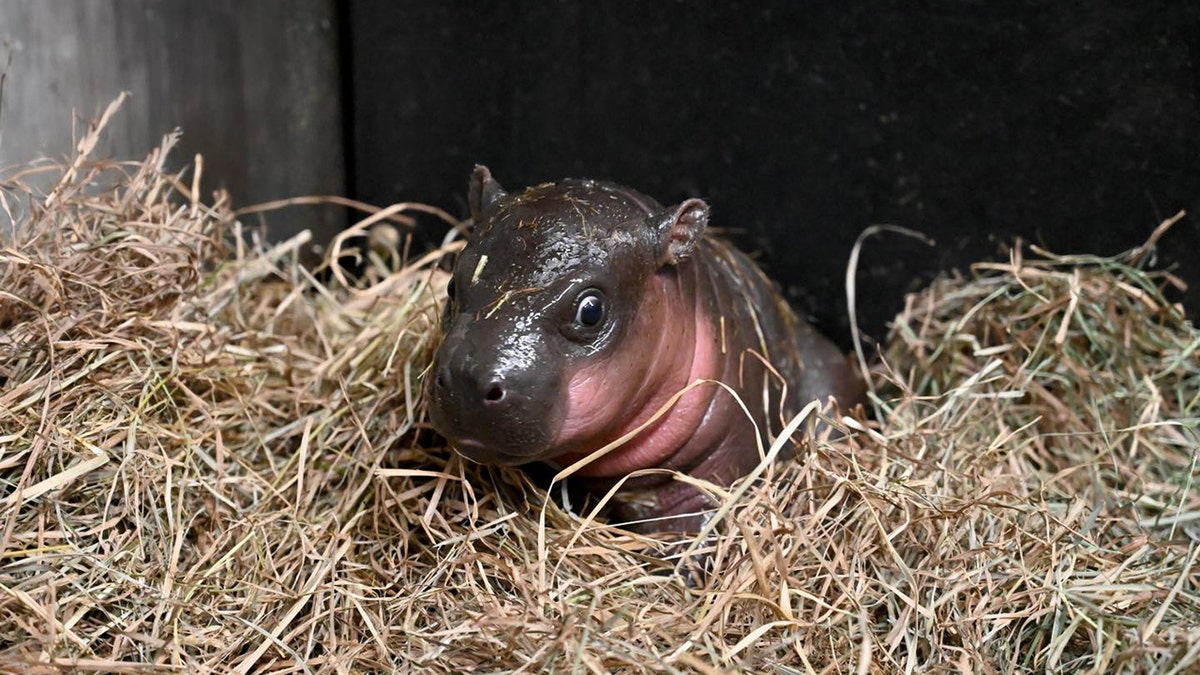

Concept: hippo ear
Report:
left=469, top=165, right=507, bottom=221
left=654, top=198, right=710, bottom=266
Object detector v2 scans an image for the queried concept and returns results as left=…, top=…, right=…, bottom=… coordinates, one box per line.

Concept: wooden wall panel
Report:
left=0, top=0, right=345, bottom=254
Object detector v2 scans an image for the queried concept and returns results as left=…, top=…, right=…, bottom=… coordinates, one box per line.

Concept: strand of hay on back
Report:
left=0, top=102, right=1197, bottom=673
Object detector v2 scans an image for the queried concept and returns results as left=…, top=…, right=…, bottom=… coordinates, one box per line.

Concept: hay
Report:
left=1, top=106, right=1198, bottom=674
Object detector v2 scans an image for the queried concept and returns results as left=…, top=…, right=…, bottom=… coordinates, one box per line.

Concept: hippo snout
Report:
left=427, top=347, right=564, bottom=465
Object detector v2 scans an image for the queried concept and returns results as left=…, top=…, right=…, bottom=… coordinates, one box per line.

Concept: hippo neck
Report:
left=550, top=250, right=737, bottom=478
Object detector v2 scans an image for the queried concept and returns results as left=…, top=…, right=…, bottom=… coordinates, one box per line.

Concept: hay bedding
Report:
left=0, top=104, right=1197, bottom=674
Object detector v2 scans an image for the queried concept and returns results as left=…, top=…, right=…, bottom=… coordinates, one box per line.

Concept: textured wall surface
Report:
left=0, top=0, right=345, bottom=255
left=345, top=1, right=1200, bottom=345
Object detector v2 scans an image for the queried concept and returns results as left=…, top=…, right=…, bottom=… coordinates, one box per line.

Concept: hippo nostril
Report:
left=484, top=381, right=505, bottom=403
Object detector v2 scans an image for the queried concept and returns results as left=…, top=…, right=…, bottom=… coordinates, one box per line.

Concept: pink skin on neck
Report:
left=550, top=275, right=720, bottom=477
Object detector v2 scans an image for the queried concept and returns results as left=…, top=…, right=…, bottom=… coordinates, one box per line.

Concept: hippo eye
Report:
left=574, top=290, right=605, bottom=329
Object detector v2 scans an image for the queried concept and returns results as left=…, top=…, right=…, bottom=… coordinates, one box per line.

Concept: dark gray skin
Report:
left=427, top=166, right=865, bottom=533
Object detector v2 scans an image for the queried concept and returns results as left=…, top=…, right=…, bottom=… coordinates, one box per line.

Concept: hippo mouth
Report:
left=447, top=436, right=550, bottom=467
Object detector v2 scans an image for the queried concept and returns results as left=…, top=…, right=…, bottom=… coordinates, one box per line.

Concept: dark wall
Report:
left=345, top=1, right=1200, bottom=347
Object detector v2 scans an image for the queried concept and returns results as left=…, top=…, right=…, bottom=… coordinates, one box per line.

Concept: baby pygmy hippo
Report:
left=427, top=166, right=864, bottom=532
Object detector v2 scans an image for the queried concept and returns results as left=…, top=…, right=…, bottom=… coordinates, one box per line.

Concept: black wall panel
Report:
left=345, top=1, right=1200, bottom=346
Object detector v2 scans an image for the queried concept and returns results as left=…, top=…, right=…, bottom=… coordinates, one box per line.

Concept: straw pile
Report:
left=1, top=105, right=1197, bottom=673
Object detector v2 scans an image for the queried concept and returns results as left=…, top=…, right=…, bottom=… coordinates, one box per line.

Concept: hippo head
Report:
left=427, top=165, right=710, bottom=467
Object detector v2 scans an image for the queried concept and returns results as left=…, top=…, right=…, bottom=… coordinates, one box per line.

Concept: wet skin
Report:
left=427, top=166, right=865, bottom=532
